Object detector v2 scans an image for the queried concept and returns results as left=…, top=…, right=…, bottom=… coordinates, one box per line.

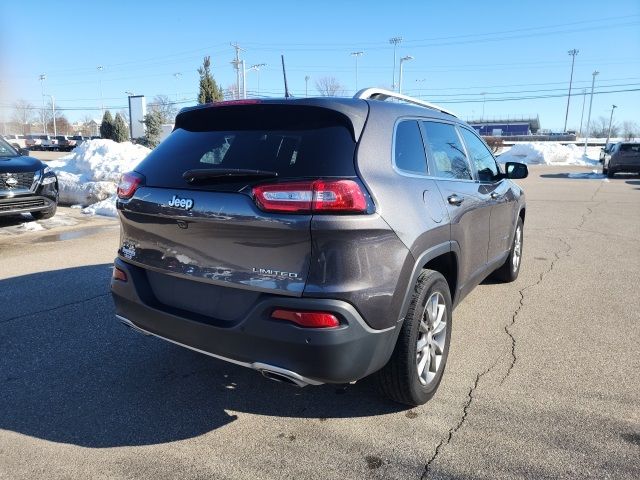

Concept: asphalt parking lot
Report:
left=0, top=166, right=638, bottom=480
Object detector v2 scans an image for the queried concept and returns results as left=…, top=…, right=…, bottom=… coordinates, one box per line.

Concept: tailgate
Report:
left=118, top=187, right=312, bottom=296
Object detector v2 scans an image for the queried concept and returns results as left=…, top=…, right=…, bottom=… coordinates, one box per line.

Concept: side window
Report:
left=421, top=121, right=472, bottom=180
left=459, top=128, right=500, bottom=182
left=394, top=120, right=428, bottom=175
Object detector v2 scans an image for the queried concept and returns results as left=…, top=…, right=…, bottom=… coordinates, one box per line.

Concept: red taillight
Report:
left=112, top=266, right=127, bottom=282
left=117, top=172, right=144, bottom=199
left=271, top=309, right=340, bottom=328
left=252, top=179, right=367, bottom=213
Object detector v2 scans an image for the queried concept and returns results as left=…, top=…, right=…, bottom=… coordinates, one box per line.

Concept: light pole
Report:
left=605, top=104, right=618, bottom=145
left=46, top=95, right=56, bottom=136
left=389, top=36, right=402, bottom=91
left=583, top=70, right=599, bottom=156
left=97, top=66, right=104, bottom=116
left=39, top=74, right=47, bottom=134
left=481, top=92, right=487, bottom=121
left=398, top=55, right=413, bottom=94
left=563, top=49, right=579, bottom=133
left=578, top=88, right=587, bottom=137
left=173, top=72, right=182, bottom=102
left=305, top=75, right=310, bottom=97
left=249, top=63, right=266, bottom=97
left=350, top=51, right=364, bottom=92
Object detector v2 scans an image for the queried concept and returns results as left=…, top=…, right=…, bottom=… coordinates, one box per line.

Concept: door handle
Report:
left=447, top=194, right=464, bottom=206
left=490, top=192, right=501, bottom=200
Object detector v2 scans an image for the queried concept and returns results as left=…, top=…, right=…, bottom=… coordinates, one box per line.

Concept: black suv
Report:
left=111, top=89, right=527, bottom=405
left=0, top=137, right=58, bottom=219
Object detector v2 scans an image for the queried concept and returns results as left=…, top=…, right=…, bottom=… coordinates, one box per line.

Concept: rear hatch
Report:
left=117, top=100, right=369, bottom=302
left=616, top=143, right=640, bottom=165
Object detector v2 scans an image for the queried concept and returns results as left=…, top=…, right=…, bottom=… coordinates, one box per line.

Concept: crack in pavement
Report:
left=500, top=236, right=571, bottom=384
left=0, top=293, right=110, bottom=325
left=421, top=360, right=499, bottom=480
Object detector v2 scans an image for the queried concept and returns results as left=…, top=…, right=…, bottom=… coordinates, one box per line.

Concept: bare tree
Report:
left=11, top=99, right=35, bottom=134
left=315, top=76, right=345, bottom=97
left=148, top=95, right=177, bottom=124
left=621, top=120, right=639, bottom=141
left=590, top=116, right=618, bottom=138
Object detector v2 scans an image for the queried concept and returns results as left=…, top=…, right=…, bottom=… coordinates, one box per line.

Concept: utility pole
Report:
left=605, top=104, right=618, bottom=145
left=578, top=88, right=587, bottom=137
left=173, top=72, right=182, bottom=102
left=398, top=55, right=413, bottom=95
left=563, top=49, right=579, bottom=133
left=249, top=64, right=266, bottom=97
left=97, top=66, right=104, bottom=116
left=230, top=42, right=245, bottom=100
left=305, top=75, right=310, bottom=97
left=583, top=70, right=599, bottom=156
left=389, top=36, right=402, bottom=91
left=47, top=95, right=56, bottom=136
left=350, top=51, right=364, bottom=92
left=39, top=74, right=47, bottom=134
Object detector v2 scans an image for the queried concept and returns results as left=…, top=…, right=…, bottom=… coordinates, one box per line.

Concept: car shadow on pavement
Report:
left=0, top=264, right=404, bottom=449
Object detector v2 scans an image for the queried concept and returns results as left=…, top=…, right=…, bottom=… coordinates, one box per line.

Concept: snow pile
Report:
left=498, top=142, right=599, bottom=166
left=50, top=140, right=150, bottom=216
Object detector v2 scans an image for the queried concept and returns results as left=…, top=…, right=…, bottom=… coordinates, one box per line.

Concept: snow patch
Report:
left=19, top=221, right=45, bottom=231
left=51, top=139, right=150, bottom=216
left=498, top=142, right=599, bottom=166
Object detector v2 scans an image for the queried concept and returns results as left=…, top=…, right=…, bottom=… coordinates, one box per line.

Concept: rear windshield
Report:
left=136, top=104, right=357, bottom=190
left=619, top=144, right=640, bottom=152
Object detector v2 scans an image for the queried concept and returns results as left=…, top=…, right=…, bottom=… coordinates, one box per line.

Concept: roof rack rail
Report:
left=354, top=87, right=456, bottom=118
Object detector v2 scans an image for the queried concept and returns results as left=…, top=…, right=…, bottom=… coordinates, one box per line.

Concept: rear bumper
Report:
left=111, top=258, right=399, bottom=384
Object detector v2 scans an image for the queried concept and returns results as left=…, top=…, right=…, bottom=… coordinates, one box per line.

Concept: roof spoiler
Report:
left=354, top=87, right=456, bottom=118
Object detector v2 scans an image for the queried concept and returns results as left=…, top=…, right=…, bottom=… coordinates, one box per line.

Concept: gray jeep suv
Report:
left=111, top=88, right=527, bottom=405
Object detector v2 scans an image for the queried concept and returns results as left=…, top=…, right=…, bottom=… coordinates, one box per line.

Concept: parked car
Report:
left=69, top=135, right=87, bottom=148
left=602, top=142, right=640, bottom=177
left=25, top=134, right=54, bottom=151
left=2, top=134, right=27, bottom=150
left=0, top=137, right=58, bottom=219
left=111, top=88, right=528, bottom=406
left=53, top=135, right=76, bottom=151
left=599, top=142, right=615, bottom=163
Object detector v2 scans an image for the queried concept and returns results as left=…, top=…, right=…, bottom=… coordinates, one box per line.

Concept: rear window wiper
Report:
left=183, top=168, right=278, bottom=183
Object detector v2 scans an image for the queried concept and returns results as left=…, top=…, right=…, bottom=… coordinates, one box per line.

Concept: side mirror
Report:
left=18, top=147, right=30, bottom=156
left=505, top=162, right=528, bottom=179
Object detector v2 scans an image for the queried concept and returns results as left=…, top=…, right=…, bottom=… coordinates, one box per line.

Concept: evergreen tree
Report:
left=99, top=110, right=115, bottom=140
left=137, top=110, right=164, bottom=148
left=113, top=113, right=130, bottom=143
left=197, top=56, right=223, bottom=104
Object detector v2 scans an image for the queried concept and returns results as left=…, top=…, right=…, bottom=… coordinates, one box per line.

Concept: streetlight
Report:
left=173, top=72, right=182, bottom=102
left=578, top=88, right=587, bottom=137
left=39, top=74, right=47, bottom=134
left=563, top=49, right=579, bottom=133
left=481, top=92, right=487, bottom=121
left=583, top=70, right=599, bottom=156
left=398, top=55, right=413, bottom=95
left=97, top=66, right=104, bottom=116
left=605, top=104, right=618, bottom=145
left=46, top=95, right=56, bottom=136
left=350, top=51, right=364, bottom=92
left=248, top=63, right=266, bottom=97
left=389, top=36, right=402, bottom=90
left=305, top=75, right=310, bottom=97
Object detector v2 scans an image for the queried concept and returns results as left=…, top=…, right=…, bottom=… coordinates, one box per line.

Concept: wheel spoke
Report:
left=416, top=335, right=428, bottom=351
left=419, top=319, right=429, bottom=333
left=417, top=347, right=430, bottom=376
left=432, top=316, right=446, bottom=336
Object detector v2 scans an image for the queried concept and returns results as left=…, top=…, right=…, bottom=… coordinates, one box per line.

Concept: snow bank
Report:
left=498, top=142, right=599, bottom=166
left=51, top=140, right=150, bottom=215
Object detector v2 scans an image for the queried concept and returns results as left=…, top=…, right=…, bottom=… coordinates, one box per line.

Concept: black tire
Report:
left=31, top=205, right=57, bottom=220
left=606, top=169, right=615, bottom=178
left=494, top=217, right=524, bottom=283
left=602, top=165, right=608, bottom=175
left=376, top=269, right=452, bottom=406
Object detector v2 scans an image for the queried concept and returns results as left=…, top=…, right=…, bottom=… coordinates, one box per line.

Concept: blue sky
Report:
left=1, top=0, right=639, bottom=130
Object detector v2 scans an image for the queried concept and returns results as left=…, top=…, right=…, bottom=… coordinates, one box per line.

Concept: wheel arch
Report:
left=398, top=242, right=460, bottom=322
